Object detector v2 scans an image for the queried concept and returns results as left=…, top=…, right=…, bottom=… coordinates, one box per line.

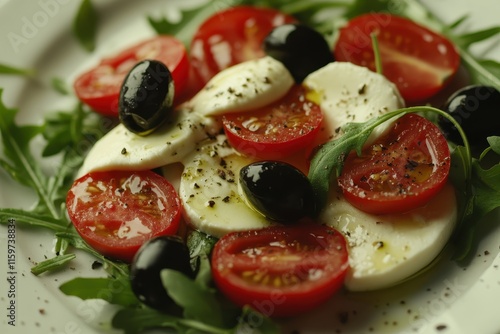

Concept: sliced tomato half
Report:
left=211, top=224, right=349, bottom=318
left=66, top=170, right=182, bottom=262
left=222, top=85, right=323, bottom=159
left=334, top=13, right=460, bottom=103
left=190, top=6, right=296, bottom=86
left=74, top=36, right=190, bottom=116
left=338, top=114, right=451, bottom=215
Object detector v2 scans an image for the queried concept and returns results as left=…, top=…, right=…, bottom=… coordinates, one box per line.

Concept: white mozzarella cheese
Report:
left=77, top=108, right=220, bottom=177
left=303, top=62, right=405, bottom=145
left=320, top=183, right=457, bottom=291
left=187, top=56, right=294, bottom=117
left=179, top=135, right=272, bottom=237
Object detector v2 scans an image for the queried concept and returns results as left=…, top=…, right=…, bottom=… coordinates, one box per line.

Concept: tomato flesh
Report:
left=338, top=114, right=451, bottom=215
left=222, top=85, right=323, bottom=159
left=190, top=6, right=295, bottom=86
left=211, top=224, right=348, bottom=317
left=334, top=14, right=460, bottom=103
left=66, top=170, right=182, bottom=262
left=74, top=36, right=190, bottom=116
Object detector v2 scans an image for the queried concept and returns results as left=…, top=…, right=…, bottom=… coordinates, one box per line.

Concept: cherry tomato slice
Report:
left=190, top=6, right=296, bottom=86
left=338, top=114, right=451, bottom=215
left=334, top=14, right=460, bottom=103
left=66, top=170, right=182, bottom=262
left=222, top=85, right=323, bottom=159
left=74, top=36, right=190, bottom=116
left=211, top=224, right=348, bottom=318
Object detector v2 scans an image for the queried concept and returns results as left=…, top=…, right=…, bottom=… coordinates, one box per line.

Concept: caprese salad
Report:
left=1, top=1, right=500, bottom=333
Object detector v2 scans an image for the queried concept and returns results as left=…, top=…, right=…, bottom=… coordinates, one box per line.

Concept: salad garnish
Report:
left=1, top=0, right=500, bottom=333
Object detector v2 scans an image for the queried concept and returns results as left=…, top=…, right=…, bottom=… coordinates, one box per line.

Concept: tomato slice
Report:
left=222, top=85, right=323, bottom=159
left=338, top=114, right=451, bottom=215
left=66, top=170, right=182, bottom=262
left=211, top=224, right=348, bottom=318
left=190, top=6, right=296, bottom=86
left=333, top=14, right=460, bottom=103
left=74, top=36, right=190, bottom=116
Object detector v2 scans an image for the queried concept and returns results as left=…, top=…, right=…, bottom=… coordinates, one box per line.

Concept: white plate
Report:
left=0, top=1, right=499, bottom=333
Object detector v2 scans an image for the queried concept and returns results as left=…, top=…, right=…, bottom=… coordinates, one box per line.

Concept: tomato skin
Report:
left=338, top=114, right=451, bottom=215
left=222, top=85, right=323, bottom=159
left=74, top=36, right=190, bottom=116
left=334, top=13, right=460, bottom=103
left=190, top=6, right=296, bottom=86
left=66, top=170, right=182, bottom=262
left=211, top=224, right=348, bottom=318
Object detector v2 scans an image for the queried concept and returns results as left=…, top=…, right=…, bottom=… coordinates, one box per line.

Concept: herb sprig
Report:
left=1, top=0, right=500, bottom=333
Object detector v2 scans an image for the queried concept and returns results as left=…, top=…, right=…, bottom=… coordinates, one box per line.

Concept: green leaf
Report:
left=73, top=0, right=98, bottom=52
left=60, top=276, right=138, bottom=307
left=161, top=269, right=224, bottom=328
left=489, top=136, right=500, bottom=154
left=0, top=63, right=34, bottom=76
left=187, top=229, right=218, bottom=286
left=56, top=231, right=130, bottom=278
left=235, top=306, right=281, bottom=334
left=112, top=307, right=181, bottom=334
left=477, top=59, right=500, bottom=83
left=0, top=209, right=67, bottom=232
left=31, top=254, right=76, bottom=276
left=51, top=77, right=70, bottom=95
left=455, top=26, right=500, bottom=48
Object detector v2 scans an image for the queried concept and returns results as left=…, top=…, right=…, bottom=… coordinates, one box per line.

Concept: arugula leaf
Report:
left=0, top=209, right=67, bottom=232
left=455, top=26, right=500, bottom=48
left=112, top=307, right=182, bottom=334
left=162, top=269, right=224, bottom=328
left=0, top=89, right=59, bottom=216
left=187, top=229, right=217, bottom=286
left=0, top=63, right=34, bottom=76
left=51, top=77, right=70, bottom=95
left=31, top=254, right=76, bottom=276
left=59, top=276, right=139, bottom=307
left=56, top=231, right=130, bottom=277
left=73, top=0, right=98, bottom=52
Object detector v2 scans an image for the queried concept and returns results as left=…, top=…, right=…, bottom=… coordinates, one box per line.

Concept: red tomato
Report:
left=74, top=36, right=190, bottom=116
left=211, top=224, right=348, bottom=317
left=338, top=114, right=451, bottom=215
left=222, top=85, right=323, bottom=159
left=190, top=6, right=295, bottom=85
left=333, top=13, right=460, bottom=103
left=66, top=170, right=182, bottom=262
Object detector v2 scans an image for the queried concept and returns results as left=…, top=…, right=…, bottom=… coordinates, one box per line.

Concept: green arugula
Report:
left=0, top=63, right=34, bottom=76
left=1, top=0, right=500, bottom=333
left=51, top=77, right=70, bottom=95
left=73, top=0, right=99, bottom=52
left=59, top=276, right=138, bottom=307
left=0, top=91, right=106, bottom=266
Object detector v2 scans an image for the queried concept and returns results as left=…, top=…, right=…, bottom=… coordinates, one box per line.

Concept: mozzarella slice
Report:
left=187, top=56, right=294, bottom=117
left=303, top=62, right=405, bottom=144
left=320, top=183, right=457, bottom=291
left=179, top=135, right=272, bottom=237
left=77, top=108, right=219, bottom=177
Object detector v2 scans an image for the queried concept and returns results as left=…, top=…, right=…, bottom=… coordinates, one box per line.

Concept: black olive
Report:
left=130, top=235, right=193, bottom=311
left=438, top=85, right=500, bottom=148
left=263, top=23, right=334, bottom=83
left=239, top=161, right=316, bottom=222
left=119, top=59, right=174, bottom=135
